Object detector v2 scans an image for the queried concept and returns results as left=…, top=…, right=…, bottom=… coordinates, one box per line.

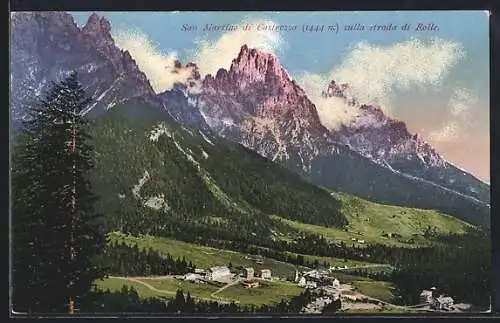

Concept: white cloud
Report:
left=297, top=37, right=466, bottom=131
left=188, top=19, right=284, bottom=77
left=330, top=37, right=465, bottom=106
left=428, top=120, right=460, bottom=142
left=113, top=29, right=194, bottom=93
left=449, top=87, right=477, bottom=118
left=297, top=73, right=359, bottom=130
left=426, top=87, right=478, bottom=144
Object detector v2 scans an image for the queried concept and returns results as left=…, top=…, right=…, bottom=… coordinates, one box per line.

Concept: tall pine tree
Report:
left=11, top=72, right=106, bottom=313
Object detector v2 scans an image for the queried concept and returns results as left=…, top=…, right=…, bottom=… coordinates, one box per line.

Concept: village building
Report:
left=342, top=294, right=357, bottom=301
left=432, top=295, right=454, bottom=311
left=194, top=268, right=206, bottom=274
left=297, top=276, right=307, bottom=287
left=261, top=269, right=272, bottom=280
left=205, top=266, right=231, bottom=281
left=331, top=278, right=340, bottom=288
left=244, top=267, right=254, bottom=280
left=305, top=281, right=317, bottom=289
left=304, top=270, right=320, bottom=279
left=184, top=273, right=202, bottom=281
left=419, top=290, right=434, bottom=304
left=242, top=280, right=260, bottom=289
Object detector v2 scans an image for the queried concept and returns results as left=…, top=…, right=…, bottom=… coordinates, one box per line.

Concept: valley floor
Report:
left=95, top=275, right=466, bottom=314
left=99, top=231, right=487, bottom=314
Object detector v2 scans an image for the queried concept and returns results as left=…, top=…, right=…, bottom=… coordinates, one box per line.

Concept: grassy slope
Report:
left=282, top=251, right=391, bottom=269
left=218, top=280, right=303, bottom=306
left=351, top=280, right=397, bottom=303
left=273, top=192, right=475, bottom=248
left=95, top=277, right=303, bottom=306
left=95, top=277, right=166, bottom=299
left=326, top=272, right=397, bottom=304
left=95, top=277, right=218, bottom=301
left=108, top=232, right=298, bottom=278
left=137, top=278, right=220, bottom=299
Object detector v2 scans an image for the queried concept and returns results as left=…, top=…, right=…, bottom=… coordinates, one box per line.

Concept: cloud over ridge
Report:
left=330, top=37, right=466, bottom=106
left=188, top=18, right=284, bottom=77
left=113, top=29, right=193, bottom=93
left=296, top=37, right=467, bottom=132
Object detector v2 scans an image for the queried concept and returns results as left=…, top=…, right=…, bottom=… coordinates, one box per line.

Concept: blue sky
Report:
left=71, top=11, right=490, bottom=181
left=71, top=11, right=488, bottom=75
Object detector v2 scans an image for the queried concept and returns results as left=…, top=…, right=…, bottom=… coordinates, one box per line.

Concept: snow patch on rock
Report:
left=132, top=170, right=150, bottom=198
left=144, top=194, right=170, bottom=211
left=149, top=123, right=172, bottom=141
left=199, top=130, right=215, bottom=146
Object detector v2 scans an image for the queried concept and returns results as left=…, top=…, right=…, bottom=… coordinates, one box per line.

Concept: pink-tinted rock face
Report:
left=202, top=45, right=325, bottom=132
left=320, top=78, right=489, bottom=203
left=10, top=12, right=158, bottom=119
left=321, top=79, right=446, bottom=169
left=197, top=44, right=489, bottom=205
left=10, top=13, right=489, bottom=224
left=199, top=45, right=334, bottom=168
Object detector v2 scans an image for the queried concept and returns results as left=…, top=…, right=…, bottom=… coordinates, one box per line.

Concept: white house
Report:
left=305, top=281, right=317, bottom=289
left=261, top=269, right=272, bottom=280
left=205, top=266, right=231, bottom=281
left=433, top=295, right=454, bottom=311
left=244, top=267, right=254, bottom=279
left=304, top=270, right=320, bottom=279
left=343, top=294, right=357, bottom=301
left=419, top=290, right=434, bottom=304
left=332, top=278, right=340, bottom=288
left=297, top=277, right=307, bottom=287
left=184, top=273, right=202, bottom=281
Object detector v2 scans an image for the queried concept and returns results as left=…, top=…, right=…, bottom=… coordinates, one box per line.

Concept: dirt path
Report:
left=108, top=276, right=176, bottom=295
left=107, top=276, right=436, bottom=312
left=211, top=277, right=242, bottom=297
left=107, top=276, right=235, bottom=304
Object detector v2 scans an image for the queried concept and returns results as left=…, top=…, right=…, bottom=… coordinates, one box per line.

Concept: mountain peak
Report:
left=323, top=80, right=358, bottom=106
left=325, top=79, right=450, bottom=176
left=201, top=44, right=325, bottom=126
left=82, top=13, right=112, bottom=40
left=230, top=45, right=282, bottom=80
left=10, top=10, right=160, bottom=118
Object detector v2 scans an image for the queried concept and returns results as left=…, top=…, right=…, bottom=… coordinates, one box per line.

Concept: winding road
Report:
left=107, top=276, right=236, bottom=304
left=210, top=277, right=243, bottom=297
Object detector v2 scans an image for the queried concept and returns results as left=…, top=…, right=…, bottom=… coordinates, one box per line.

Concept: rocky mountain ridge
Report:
left=323, top=80, right=489, bottom=203
left=10, top=11, right=159, bottom=121
left=9, top=12, right=490, bottom=226
left=194, top=45, right=490, bottom=226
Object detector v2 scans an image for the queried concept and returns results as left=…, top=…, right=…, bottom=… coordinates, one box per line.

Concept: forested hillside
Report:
left=89, top=100, right=349, bottom=243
